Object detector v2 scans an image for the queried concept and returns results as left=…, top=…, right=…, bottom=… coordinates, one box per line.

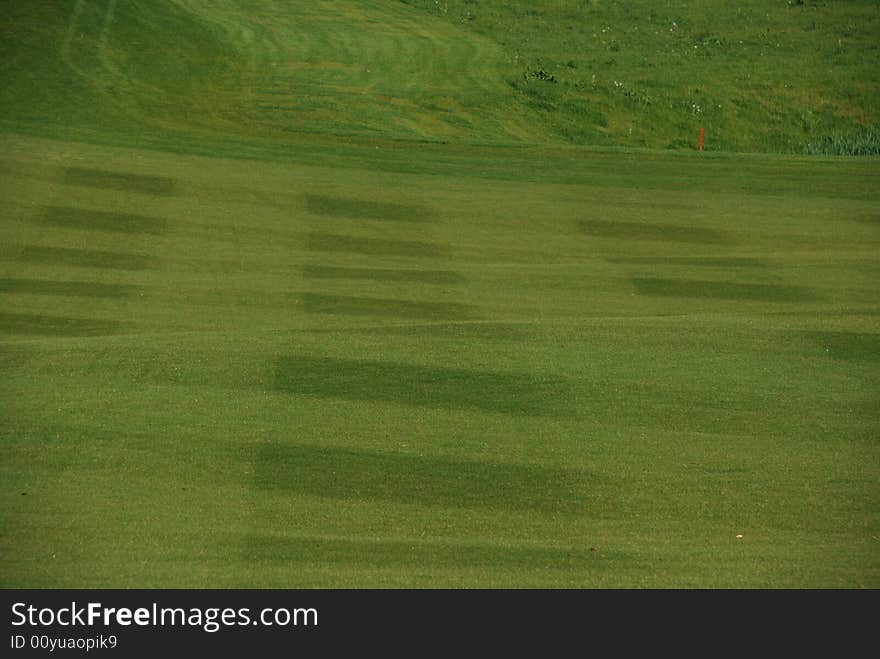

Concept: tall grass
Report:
left=803, top=127, right=880, bottom=156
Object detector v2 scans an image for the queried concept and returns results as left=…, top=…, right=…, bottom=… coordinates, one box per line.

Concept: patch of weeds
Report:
left=509, top=71, right=562, bottom=111
left=803, top=126, right=880, bottom=156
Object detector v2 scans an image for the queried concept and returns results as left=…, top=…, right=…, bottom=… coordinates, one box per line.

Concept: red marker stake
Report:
left=699, top=127, right=704, bottom=152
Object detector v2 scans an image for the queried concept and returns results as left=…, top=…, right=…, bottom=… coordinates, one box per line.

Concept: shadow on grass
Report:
left=16, top=245, right=159, bottom=271
left=341, top=321, right=535, bottom=340
left=0, top=278, right=142, bottom=298
left=274, top=355, right=563, bottom=415
left=300, top=292, right=480, bottom=321
left=302, top=264, right=465, bottom=284
left=305, top=193, right=435, bottom=222
left=579, top=219, right=731, bottom=244
left=254, top=443, right=588, bottom=512
left=632, top=277, right=819, bottom=302
left=0, top=311, right=135, bottom=336
left=62, top=167, right=176, bottom=196
left=42, top=205, right=167, bottom=235
left=306, top=232, right=448, bottom=258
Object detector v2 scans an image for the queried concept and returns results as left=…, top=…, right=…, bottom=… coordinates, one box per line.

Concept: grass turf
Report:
left=0, top=1, right=878, bottom=588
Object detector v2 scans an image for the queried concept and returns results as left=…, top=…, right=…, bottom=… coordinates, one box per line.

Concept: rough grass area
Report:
left=2, top=0, right=878, bottom=154
left=804, top=126, right=880, bottom=156
left=401, top=0, right=880, bottom=153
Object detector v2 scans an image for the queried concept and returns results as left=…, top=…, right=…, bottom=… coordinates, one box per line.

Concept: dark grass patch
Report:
left=346, top=321, right=534, bottom=340
left=579, top=219, right=730, bottom=244
left=41, top=205, right=167, bottom=235
left=0, top=344, right=25, bottom=370
left=608, top=256, right=767, bottom=268
left=302, top=264, right=465, bottom=284
left=61, top=166, right=175, bottom=196
left=254, top=443, right=588, bottom=512
left=244, top=535, right=598, bottom=567
left=632, top=277, right=818, bottom=302
left=300, top=293, right=479, bottom=320
left=0, top=311, right=135, bottom=336
left=305, top=193, right=434, bottom=222
left=17, top=245, right=159, bottom=271
left=0, top=277, right=142, bottom=298
left=799, top=331, right=880, bottom=362
left=851, top=214, right=880, bottom=226
left=305, top=232, right=448, bottom=258
left=274, top=355, right=560, bottom=415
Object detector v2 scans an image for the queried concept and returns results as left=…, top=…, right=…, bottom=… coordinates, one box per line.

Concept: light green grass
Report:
left=0, top=1, right=878, bottom=588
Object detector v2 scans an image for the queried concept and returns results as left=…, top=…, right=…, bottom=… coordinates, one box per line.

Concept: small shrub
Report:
left=525, top=69, right=556, bottom=83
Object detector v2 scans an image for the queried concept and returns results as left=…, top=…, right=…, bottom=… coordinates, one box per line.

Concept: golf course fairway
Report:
left=1, top=0, right=877, bottom=588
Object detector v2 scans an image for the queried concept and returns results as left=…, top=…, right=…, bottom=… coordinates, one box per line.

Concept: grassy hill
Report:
left=0, top=2, right=878, bottom=588
left=2, top=0, right=878, bottom=154
left=403, top=0, right=880, bottom=153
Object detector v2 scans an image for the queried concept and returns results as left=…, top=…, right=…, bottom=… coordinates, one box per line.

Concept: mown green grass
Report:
left=0, top=1, right=878, bottom=588
left=1, top=132, right=877, bottom=588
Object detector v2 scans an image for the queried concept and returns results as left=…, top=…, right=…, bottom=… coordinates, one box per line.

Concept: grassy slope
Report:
left=402, top=0, right=880, bottom=153
left=0, top=0, right=540, bottom=150
left=0, top=2, right=878, bottom=588
left=2, top=0, right=878, bottom=154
